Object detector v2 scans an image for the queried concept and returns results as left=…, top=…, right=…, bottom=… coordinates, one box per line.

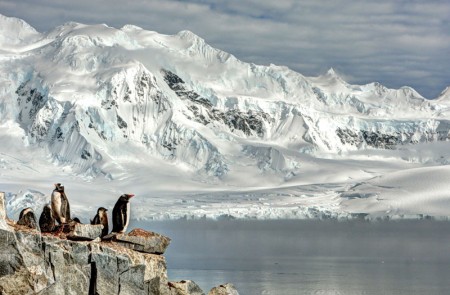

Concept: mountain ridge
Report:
left=2, top=14, right=450, bottom=221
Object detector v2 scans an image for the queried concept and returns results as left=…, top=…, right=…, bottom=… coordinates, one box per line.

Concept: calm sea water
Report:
left=133, top=219, right=450, bottom=295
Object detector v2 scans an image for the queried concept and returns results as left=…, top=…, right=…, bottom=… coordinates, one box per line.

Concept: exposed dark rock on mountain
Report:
left=162, top=69, right=272, bottom=137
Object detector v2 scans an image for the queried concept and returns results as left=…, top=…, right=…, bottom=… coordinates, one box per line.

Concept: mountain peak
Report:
left=437, top=86, right=450, bottom=101
left=176, top=30, right=204, bottom=42
left=315, top=67, right=348, bottom=87
left=0, top=14, right=41, bottom=48
left=121, top=24, right=144, bottom=31
left=324, top=68, right=347, bottom=82
left=326, top=67, right=338, bottom=76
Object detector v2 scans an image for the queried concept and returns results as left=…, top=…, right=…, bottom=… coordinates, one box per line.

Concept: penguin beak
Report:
left=128, top=194, right=135, bottom=198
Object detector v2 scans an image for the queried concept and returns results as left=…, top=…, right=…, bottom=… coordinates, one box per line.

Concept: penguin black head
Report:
left=98, top=207, right=108, bottom=213
left=54, top=183, right=64, bottom=192
left=119, top=194, right=135, bottom=202
left=73, top=217, right=81, bottom=223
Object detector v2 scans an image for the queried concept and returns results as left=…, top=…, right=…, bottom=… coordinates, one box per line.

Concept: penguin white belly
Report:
left=51, top=192, right=63, bottom=223
left=124, top=202, right=130, bottom=232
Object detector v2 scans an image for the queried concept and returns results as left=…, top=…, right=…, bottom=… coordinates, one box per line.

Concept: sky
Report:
left=0, top=0, right=449, bottom=99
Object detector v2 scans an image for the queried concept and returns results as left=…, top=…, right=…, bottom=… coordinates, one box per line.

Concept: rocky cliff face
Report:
left=0, top=192, right=239, bottom=295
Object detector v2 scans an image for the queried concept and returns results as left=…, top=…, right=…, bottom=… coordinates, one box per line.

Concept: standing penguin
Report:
left=51, top=183, right=71, bottom=224
left=17, top=208, right=38, bottom=229
left=91, top=207, right=109, bottom=237
left=112, top=194, right=134, bottom=233
left=72, top=217, right=81, bottom=223
left=39, top=204, right=55, bottom=232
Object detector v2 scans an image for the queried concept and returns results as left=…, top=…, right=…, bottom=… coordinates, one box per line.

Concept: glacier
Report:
left=1, top=14, right=450, bottom=221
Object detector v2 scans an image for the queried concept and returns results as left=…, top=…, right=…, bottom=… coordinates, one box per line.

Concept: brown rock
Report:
left=67, top=223, right=104, bottom=241
left=208, top=283, right=240, bottom=295
left=115, top=228, right=171, bottom=254
left=168, top=280, right=205, bottom=295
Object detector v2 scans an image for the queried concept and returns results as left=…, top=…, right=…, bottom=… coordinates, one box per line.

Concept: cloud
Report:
left=0, top=0, right=449, bottom=98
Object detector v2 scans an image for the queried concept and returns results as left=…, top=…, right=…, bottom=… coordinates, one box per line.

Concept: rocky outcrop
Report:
left=168, top=280, right=205, bottom=295
left=336, top=127, right=400, bottom=149
left=167, top=282, right=240, bottom=295
left=67, top=223, right=104, bottom=241
left=336, top=121, right=450, bottom=150
left=0, top=191, right=169, bottom=294
left=0, top=192, right=239, bottom=295
left=115, top=228, right=171, bottom=254
left=162, top=69, right=272, bottom=137
left=208, top=283, right=239, bottom=295
left=0, top=192, right=8, bottom=230
left=0, top=214, right=169, bottom=294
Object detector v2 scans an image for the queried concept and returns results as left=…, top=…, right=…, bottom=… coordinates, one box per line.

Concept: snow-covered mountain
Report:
left=1, top=14, right=450, bottom=221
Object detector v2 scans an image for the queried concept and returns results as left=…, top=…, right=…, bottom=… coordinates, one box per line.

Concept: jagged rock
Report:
left=162, top=69, right=272, bottom=137
left=115, top=228, right=171, bottom=254
left=0, top=192, right=8, bottom=230
left=88, top=243, right=169, bottom=295
left=67, top=223, right=104, bottom=241
left=335, top=127, right=429, bottom=149
left=162, top=69, right=213, bottom=109
left=168, top=280, right=205, bottom=295
left=208, top=283, right=240, bottom=295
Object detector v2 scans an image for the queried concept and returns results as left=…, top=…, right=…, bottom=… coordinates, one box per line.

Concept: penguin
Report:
left=91, top=207, right=109, bottom=237
left=39, top=204, right=55, bottom=232
left=17, top=208, right=38, bottom=229
left=72, top=217, right=81, bottom=223
left=112, top=194, right=134, bottom=233
left=51, top=183, right=71, bottom=224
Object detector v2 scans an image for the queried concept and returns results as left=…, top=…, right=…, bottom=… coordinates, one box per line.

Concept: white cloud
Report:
left=0, top=0, right=449, bottom=98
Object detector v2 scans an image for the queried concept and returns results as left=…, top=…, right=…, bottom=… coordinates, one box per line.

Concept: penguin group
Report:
left=16, top=183, right=135, bottom=239
left=91, top=193, right=135, bottom=237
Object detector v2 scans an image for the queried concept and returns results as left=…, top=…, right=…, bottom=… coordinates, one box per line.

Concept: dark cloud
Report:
left=1, top=0, right=449, bottom=98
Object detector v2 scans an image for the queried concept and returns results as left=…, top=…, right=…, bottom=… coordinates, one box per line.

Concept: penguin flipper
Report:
left=66, top=200, right=71, bottom=220
left=91, top=215, right=99, bottom=225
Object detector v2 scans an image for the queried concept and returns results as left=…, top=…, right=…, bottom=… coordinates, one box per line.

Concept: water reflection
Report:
left=133, top=219, right=450, bottom=295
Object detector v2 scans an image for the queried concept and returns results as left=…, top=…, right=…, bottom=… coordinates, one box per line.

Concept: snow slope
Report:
left=1, top=14, right=450, bottom=221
